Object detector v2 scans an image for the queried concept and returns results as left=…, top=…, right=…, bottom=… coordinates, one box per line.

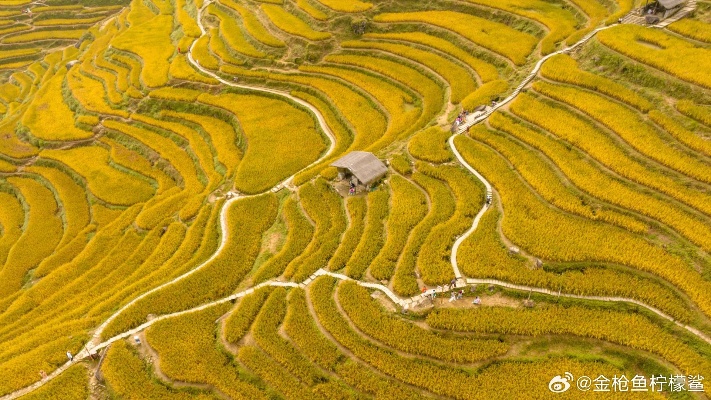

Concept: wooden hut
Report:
left=330, top=151, right=387, bottom=189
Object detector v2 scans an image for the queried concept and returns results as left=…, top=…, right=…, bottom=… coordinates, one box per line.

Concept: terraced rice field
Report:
left=1, top=0, right=711, bottom=398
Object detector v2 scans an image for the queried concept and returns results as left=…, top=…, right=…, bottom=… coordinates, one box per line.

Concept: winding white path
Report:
left=4, top=12, right=711, bottom=400
left=88, top=0, right=340, bottom=352
left=456, top=24, right=617, bottom=134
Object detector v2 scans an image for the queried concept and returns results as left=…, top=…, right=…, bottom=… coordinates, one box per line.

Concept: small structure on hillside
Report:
left=642, top=0, right=686, bottom=23
left=331, top=151, right=387, bottom=195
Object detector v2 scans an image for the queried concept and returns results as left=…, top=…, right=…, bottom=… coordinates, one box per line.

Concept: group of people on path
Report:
left=454, top=110, right=469, bottom=126
left=421, top=278, right=482, bottom=305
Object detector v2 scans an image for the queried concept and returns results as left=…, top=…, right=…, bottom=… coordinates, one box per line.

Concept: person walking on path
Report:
left=472, top=296, right=481, bottom=305
left=66, top=351, right=73, bottom=362
left=39, top=370, right=47, bottom=380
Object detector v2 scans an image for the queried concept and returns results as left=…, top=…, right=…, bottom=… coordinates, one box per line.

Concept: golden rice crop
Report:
left=456, top=197, right=692, bottom=322
left=146, top=304, right=269, bottom=400
left=370, top=175, right=426, bottom=280
left=389, top=154, right=412, bottom=175
left=75, top=114, right=99, bottom=126
left=66, top=68, right=130, bottom=118
left=606, top=0, right=634, bottom=24
left=285, top=179, right=346, bottom=281
left=596, top=25, right=711, bottom=89
left=374, top=11, right=537, bottom=65
left=454, top=134, right=711, bottom=318
left=480, top=117, right=648, bottom=233
left=111, top=0, right=173, bottom=88
left=21, top=364, right=88, bottom=400
left=283, top=289, right=341, bottom=370
left=676, top=99, right=711, bottom=127
left=393, top=172, right=451, bottom=295
left=313, top=0, right=371, bottom=12
left=427, top=306, right=711, bottom=379
left=339, top=281, right=509, bottom=362
left=364, top=32, right=500, bottom=83
left=1, top=29, right=84, bottom=44
left=0, top=25, right=31, bottom=38
left=162, top=110, right=242, bottom=176
left=223, top=286, right=272, bottom=343
left=312, top=277, right=647, bottom=399
left=102, top=340, right=215, bottom=399
left=328, top=196, right=366, bottom=271
left=149, top=87, right=201, bottom=101
left=284, top=289, right=428, bottom=399
left=465, top=0, right=578, bottom=55
left=564, top=0, right=608, bottom=44
left=131, top=114, right=218, bottom=186
left=30, top=4, right=82, bottom=12
left=416, top=163, right=482, bottom=285
left=0, top=159, right=14, bottom=172
left=0, top=192, right=24, bottom=267
left=300, top=63, right=420, bottom=150
left=25, top=165, right=90, bottom=248
left=534, top=81, right=711, bottom=184
left=208, top=4, right=267, bottom=58
left=82, top=61, right=125, bottom=105
left=85, top=204, right=219, bottom=318
left=0, top=323, right=89, bottom=392
left=341, top=40, right=476, bottom=104
left=103, top=120, right=203, bottom=193
left=103, top=194, right=277, bottom=339
left=667, top=18, right=711, bottom=44
left=41, top=146, right=155, bottom=205
left=509, top=92, right=711, bottom=218
left=407, top=126, right=452, bottom=163
left=237, top=345, right=321, bottom=399
left=540, top=54, right=652, bottom=112
left=253, top=197, right=314, bottom=282
left=101, top=136, right=178, bottom=194
left=21, top=71, right=92, bottom=141
left=0, top=177, right=62, bottom=298
left=109, top=52, right=142, bottom=89
left=344, top=189, right=388, bottom=279
left=324, top=53, right=443, bottom=148
left=219, top=0, right=285, bottom=47
left=168, top=53, right=219, bottom=84
left=135, top=190, right=190, bottom=230
left=295, top=0, right=327, bottom=20
left=33, top=16, right=105, bottom=26
left=461, top=79, right=508, bottom=110
left=199, top=92, right=326, bottom=193
left=261, top=4, right=330, bottom=41
left=207, top=29, right=244, bottom=66
left=649, top=110, right=711, bottom=157
left=289, top=91, right=353, bottom=185
left=250, top=288, right=326, bottom=385
left=90, top=225, right=188, bottom=303
left=0, top=48, right=40, bottom=60
left=0, top=82, right=20, bottom=103
left=192, top=34, right=220, bottom=70
left=175, top=0, right=201, bottom=37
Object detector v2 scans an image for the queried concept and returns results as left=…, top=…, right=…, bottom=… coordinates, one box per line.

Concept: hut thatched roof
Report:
left=330, top=151, right=387, bottom=185
left=658, top=0, right=685, bottom=9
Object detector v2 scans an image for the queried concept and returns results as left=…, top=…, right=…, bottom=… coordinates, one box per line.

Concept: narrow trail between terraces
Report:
left=5, top=12, right=711, bottom=400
